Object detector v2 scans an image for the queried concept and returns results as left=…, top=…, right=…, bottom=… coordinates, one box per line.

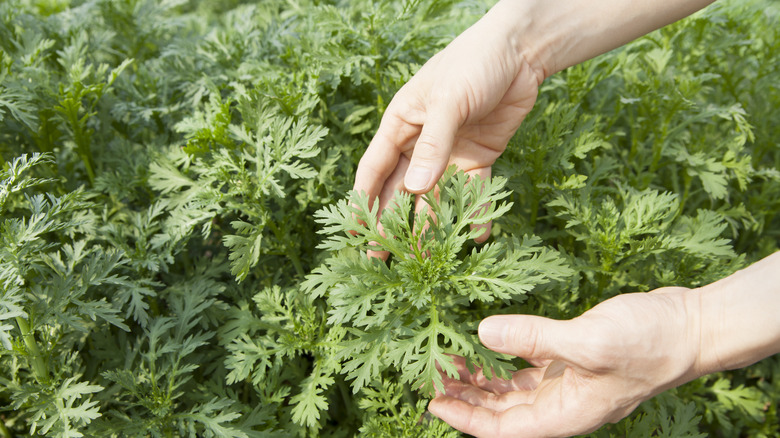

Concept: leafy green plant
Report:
left=0, top=0, right=779, bottom=436
left=305, top=168, right=572, bottom=396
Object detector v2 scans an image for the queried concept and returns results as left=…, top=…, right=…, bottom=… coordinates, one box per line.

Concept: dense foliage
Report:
left=1, top=0, right=778, bottom=436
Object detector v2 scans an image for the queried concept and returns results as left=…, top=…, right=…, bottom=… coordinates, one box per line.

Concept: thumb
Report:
left=404, top=106, right=459, bottom=194
left=478, top=315, right=573, bottom=363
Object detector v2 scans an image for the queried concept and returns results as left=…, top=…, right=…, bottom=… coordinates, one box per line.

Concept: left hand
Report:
left=428, top=287, right=704, bottom=438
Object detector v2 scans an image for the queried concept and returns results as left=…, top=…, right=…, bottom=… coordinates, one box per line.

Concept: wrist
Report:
left=692, top=252, right=780, bottom=377
left=661, top=287, right=706, bottom=387
left=489, top=0, right=581, bottom=80
left=483, top=0, right=717, bottom=81
left=476, top=0, right=547, bottom=85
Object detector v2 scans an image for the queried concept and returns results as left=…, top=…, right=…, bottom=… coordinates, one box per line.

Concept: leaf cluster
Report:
left=305, top=168, right=572, bottom=396
left=0, top=0, right=778, bottom=436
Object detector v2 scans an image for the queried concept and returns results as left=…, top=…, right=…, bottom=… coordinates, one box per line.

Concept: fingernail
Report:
left=479, top=318, right=505, bottom=348
left=405, top=166, right=432, bottom=192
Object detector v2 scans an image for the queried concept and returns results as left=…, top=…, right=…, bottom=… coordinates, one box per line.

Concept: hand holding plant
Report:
left=353, top=0, right=716, bottom=255
left=429, top=287, right=702, bottom=437
left=352, top=5, right=543, bottom=246
left=429, top=253, right=780, bottom=438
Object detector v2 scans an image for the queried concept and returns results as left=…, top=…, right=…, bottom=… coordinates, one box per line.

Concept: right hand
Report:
left=353, top=11, right=544, bottom=257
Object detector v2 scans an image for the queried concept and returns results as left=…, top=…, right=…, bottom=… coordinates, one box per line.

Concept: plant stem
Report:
left=15, top=317, right=47, bottom=382
left=402, top=382, right=416, bottom=407
left=288, top=249, right=305, bottom=278
left=676, top=172, right=692, bottom=219
left=529, top=191, right=539, bottom=228
left=79, top=152, right=96, bottom=185
left=336, top=379, right=352, bottom=416
left=266, top=220, right=305, bottom=277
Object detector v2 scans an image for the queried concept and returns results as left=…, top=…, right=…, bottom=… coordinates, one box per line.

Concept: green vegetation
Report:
left=1, top=0, right=778, bottom=436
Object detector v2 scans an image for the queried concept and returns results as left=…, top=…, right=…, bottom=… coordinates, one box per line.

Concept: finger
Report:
left=414, top=186, right=437, bottom=231
left=479, top=315, right=575, bottom=363
left=429, top=395, right=563, bottom=438
left=367, top=155, right=410, bottom=260
left=413, top=184, right=440, bottom=256
left=465, top=166, right=492, bottom=243
left=452, top=356, right=545, bottom=394
left=428, top=396, right=505, bottom=438
left=434, top=356, right=464, bottom=398
left=439, top=378, right=537, bottom=412
left=404, top=105, right=460, bottom=194
left=527, top=358, right=553, bottom=368
left=366, top=218, right=390, bottom=260
left=510, top=366, right=547, bottom=392
left=540, top=360, right=567, bottom=382
left=430, top=392, right=589, bottom=438
left=351, top=114, right=409, bottom=240
left=354, top=112, right=414, bottom=202
left=366, top=241, right=389, bottom=261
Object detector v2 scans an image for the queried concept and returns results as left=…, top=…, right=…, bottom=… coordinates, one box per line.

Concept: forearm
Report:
left=692, top=251, right=780, bottom=376
left=478, top=0, right=716, bottom=80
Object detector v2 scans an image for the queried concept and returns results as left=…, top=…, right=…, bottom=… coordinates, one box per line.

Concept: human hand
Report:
left=353, top=8, right=543, bottom=257
left=428, top=287, right=704, bottom=438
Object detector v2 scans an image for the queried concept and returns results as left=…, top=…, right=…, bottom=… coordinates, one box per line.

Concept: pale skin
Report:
left=353, top=0, right=780, bottom=436
left=428, top=253, right=780, bottom=437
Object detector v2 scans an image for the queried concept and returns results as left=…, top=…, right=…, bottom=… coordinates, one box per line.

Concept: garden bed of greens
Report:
left=1, top=0, right=779, bottom=436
